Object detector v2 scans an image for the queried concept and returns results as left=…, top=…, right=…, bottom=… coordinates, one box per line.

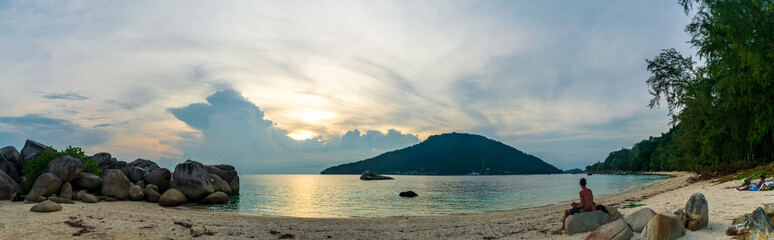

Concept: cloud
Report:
left=0, top=114, right=109, bottom=149
left=42, top=92, right=88, bottom=100
left=170, top=89, right=419, bottom=173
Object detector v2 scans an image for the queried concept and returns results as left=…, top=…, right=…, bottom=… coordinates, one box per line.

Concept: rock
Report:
left=172, top=160, right=215, bottom=200
left=399, top=191, right=418, bottom=197
left=159, top=188, right=187, bottom=207
left=204, top=164, right=239, bottom=194
left=674, top=209, right=687, bottom=227
left=625, top=208, right=657, bottom=233
left=733, top=213, right=752, bottom=225
left=36, top=196, right=47, bottom=202
left=229, top=175, right=240, bottom=195
left=98, top=195, right=107, bottom=200
left=727, top=223, right=746, bottom=236
left=209, top=174, right=232, bottom=195
left=0, top=146, right=23, bottom=175
left=30, top=200, right=63, bottom=213
left=638, top=213, right=685, bottom=240
left=200, top=191, right=229, bottom=204
left=128, top=184, right=144, bottom=201
left=73, top=172, right=102, bottom=191
left=136, top=180, right=145, bottom=189
left=81, top=193, right=100, bottom=203
left=144, top=184, right=159, bottom=193
left=90, top=153, right=113, bottom=170
left=763, top=204, right=774, bottom=219
left=585, top=219, right=633, bottom=240
left=0, top=169, right=23, bottom=200
left=145, top=188, right=161, bottom=203
left=102, top=169, right=131, bottom=199
left=565, top=210, right=611, bottom=235
left=143, top=168, right=171, bottom=192
left=74, top=190, right=87, bottom=201
left=47, top=196, right=74, bottom=204
left=123, top=166, right=148, bottom=183
left=20, top=139, right=52, bottom=165
left=59, top=182, right=73, bottom=200
left=105, top=197, right=117, bottom=202
left=0, top=154, right=21, bottom=185
left=745, top=207, right=774, bottom=239
left=50, top=193, right=57, bottom=198
left=684, top=192, right=709, bottom=231
left=360, top=170, right=394, bottom=180
left=43, top=155, right=86, bottom=182
left=26, top=173, right=62, bottom=201
left=129, top=158, right=160, bottom=172
left=606, top=207, right=623, bottom=222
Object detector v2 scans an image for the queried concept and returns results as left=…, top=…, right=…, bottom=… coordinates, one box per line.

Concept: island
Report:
left=321, top=132, right=562, bottom=175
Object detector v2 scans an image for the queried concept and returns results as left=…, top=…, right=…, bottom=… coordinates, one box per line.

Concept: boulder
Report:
left=172, top=160, right=215, bottom=200
left=0, top=146, right=23, bottom=175
left=144, top=184, right=159, bottom=193
left=47, top=196, right=74, bottom=204
left=81, top=193, right=100, bottom=203
left=36, top=196, right=47, bottom=202
left=0, top=170, right=24, bottom=200
left=26, top=173, right=62, bottom=201
left=129, top=158, right=160, bottom=172
left=58, top=182, right=73, bottom=200
left=674, top=209, right=687, bottom=227
left=74, top=190, right=87, bottom=201
left=123, top=166, right=148, bottom=183
left=43, top=155, right=86, bottom=182
left=73, top=172, right=102, bottom=191
left=204, top=164, right=239, bottom=194
left=30, top=200, right=63, bottom=213
left=145, top=188, right=161, bottom=203
left=606, top=207, right=623, bottom=222
left=128, top=184, right=144, bottom=201
left=625, top=208, right=657, bottom=233
left=136, top=180, right=145, bottom=189
left=565, top=210, right=611, bottom=235
left=102, top=169, right=130, bottom=199
left=200, top=191, right=229, bottom=204
left=764, top=204, right=774, bottom=219
left=684, top=192, right=709, bottom=231
left=20, top=139, right=51, bottom=164
left=585, top=219, right=633, bottom=240
left=638, top=213, right=685, bottom=240
left=360, top=170, right=394, bottom=180
left=143, top=168, right=171, bottom=192
left=90, top=152, right=113, bottom=170
left=159, top=188, right=187, bottom=207
left=0, top=154, right=21, bottom=185
left=209, top=174, right=232, bottom=195
left=399, top=191, right=418, bottom=197
left=229, top=175, right=240, bottom=195
left=745, top=207, right=774, bottom=240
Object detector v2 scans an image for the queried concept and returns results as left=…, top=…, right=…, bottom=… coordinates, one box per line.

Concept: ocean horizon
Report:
left=189, top=173, right=672, bottom=218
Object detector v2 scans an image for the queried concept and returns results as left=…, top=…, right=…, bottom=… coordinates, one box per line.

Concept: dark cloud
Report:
left=169, top=89, right=419, bottom=173
left=0, top=114, right=109, bottom=149
left=42, top=92, right=88, bottom=100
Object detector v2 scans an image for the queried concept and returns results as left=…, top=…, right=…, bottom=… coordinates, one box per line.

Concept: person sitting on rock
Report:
left=558, top=178, right=596, bottom=232
left=737, top=174, right=766, bottom=191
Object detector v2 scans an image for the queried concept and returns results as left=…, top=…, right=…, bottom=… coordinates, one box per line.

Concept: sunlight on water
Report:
left=190, top=174, right=671, bottom=217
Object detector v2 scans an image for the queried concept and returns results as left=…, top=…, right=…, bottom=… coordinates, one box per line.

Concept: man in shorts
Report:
left=558, top=178, right=595, bottom=232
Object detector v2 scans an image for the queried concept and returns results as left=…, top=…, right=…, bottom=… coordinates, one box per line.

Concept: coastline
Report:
left=0, top=172, right=717, bottom=239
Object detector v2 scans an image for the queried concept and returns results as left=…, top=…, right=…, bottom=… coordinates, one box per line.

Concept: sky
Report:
left=0, top=1, right=695, bottom=173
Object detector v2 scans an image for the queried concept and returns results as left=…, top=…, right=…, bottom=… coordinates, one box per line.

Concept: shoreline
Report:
left=0, top=172, right=704, bottom=239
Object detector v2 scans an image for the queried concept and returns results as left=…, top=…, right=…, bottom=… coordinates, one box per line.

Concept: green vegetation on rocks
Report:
left=22, top=146, right=103, bottom=185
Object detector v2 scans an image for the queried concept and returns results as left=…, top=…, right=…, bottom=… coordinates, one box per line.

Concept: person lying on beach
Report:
left=558, top=178, right=595, bottom=232
left=737, top=174, right=766, bottom=191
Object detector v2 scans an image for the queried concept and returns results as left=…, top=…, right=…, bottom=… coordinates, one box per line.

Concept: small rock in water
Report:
left=399, top=191, right=418, bottom=197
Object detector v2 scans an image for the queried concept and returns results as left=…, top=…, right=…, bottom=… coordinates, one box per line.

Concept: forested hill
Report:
left=588, top=1, right=774, bottom=173
left=321, top=132, right=562, bottom=175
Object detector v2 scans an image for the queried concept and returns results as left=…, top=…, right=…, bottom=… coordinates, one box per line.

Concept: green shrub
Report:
left=22, top=146, right=104, bottom=185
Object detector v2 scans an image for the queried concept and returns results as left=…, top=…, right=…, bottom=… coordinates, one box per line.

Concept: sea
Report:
left=191, top=174, right=672, bottom=218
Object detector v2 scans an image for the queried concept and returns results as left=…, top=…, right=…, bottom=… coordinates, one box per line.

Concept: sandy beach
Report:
left=0, top=172, right=764, bottom=239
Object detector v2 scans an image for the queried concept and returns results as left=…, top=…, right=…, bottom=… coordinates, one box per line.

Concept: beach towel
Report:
left=622, top=203, right=645, bottom=209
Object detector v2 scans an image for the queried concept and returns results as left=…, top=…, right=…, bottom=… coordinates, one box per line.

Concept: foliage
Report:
left=589, top=0, right=774, bottom=174
left=22, top=146, right=104, bottom=185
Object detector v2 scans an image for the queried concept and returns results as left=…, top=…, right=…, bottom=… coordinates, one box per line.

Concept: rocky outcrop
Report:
left=360, top=170, right=394, bottom=180
left=30, top=200, right=63, bottom=213
left=565, top=210, right=611, bottom=235
left=172, top=160, right=215, bottom=200
left=606, top=207, right=623, bottom=222
left=0, top=146, right=23, bottom=175
left=44, top=155, right=86, bottom=182
left=626, top=208, right=657, bottom=233
left=26, top=173, right=62, bottom=201
left=0, top=153, right=21, bottom=185
left=73, top=172, right=102, bottom=191
left=638, top=213, right=685, bottom=240
left=159, top=188, right=187, bottom=207
left=585, top=219, right=632, bottom=240
left=200, top=191, right=229, bottom=204
left=399, top=191, right=418, bottom=197
left=209, top=174, right=232, bottom=195
left=684, top=192, right=709, bottom=231
left=20, top=139, right=51, bottom=164
left=129, top=158, right=160, bottom=172
left=102, top=169, right=131, bottom=199
left=204, top=164, right=239, bottom=194
left=745, top=207, right=774, bottom=240
left=0, top=170, right=23, bottom=200
left=129, top=184, right=144, bottom=201
left=143, top=168, right=171, bottom=192
left=58, top=182, right=73, bottom=200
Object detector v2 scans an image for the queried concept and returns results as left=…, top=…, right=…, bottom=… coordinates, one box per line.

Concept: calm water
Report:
left=192, top=174, right=671, bottom=217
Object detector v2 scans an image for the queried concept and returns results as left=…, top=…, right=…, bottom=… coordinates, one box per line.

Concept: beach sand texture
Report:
left=0, top=172, right=767, bottom=239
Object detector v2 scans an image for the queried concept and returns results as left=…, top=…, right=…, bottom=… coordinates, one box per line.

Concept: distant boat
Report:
left=468, top=171, right=480, bottom=176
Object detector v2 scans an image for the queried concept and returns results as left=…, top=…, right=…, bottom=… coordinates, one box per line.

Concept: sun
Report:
left=287, top=130, right=316, bottom=141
